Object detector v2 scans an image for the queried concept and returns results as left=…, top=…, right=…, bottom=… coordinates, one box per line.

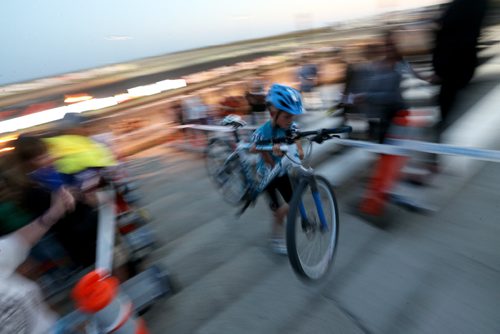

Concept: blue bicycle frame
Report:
left=232, top=141, right=330, bottom=231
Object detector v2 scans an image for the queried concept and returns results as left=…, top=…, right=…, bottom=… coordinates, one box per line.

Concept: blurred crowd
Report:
left=0, top=112, right=151, bottom=331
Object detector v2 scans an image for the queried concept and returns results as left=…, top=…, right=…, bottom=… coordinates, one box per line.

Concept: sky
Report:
left=0, top=0, right=444, bottom=86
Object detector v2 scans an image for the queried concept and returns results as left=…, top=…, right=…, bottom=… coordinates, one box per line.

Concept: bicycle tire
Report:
left=219, top=155, right=248, bottom=206
left=206, top=138, right=248, bottom=205
left=205, top=137, right=234, bottom=187
left=286, top=175, right=339, bottom=281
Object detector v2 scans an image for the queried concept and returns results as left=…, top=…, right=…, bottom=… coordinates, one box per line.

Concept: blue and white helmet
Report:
left=266, top=84, right=305, bottom=115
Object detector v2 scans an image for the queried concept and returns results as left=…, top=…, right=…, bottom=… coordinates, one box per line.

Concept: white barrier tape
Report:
left=96, top=190, right=116, bottom=274
left=335, top=138, right=500, bottom=163
left=175, top=124, right=258, bottom=132
left=179, top=124, right=500, bottom=162
left=388, top=139, right=500, bottom=163
left=334, top=138, right=409, bottom=156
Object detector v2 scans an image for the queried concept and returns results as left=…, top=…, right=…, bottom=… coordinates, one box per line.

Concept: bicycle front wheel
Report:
left=286, top=175, right=339, bottom=281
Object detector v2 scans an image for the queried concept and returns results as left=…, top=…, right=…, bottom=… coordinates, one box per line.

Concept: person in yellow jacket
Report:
left=42, top=113, right=118, bottom=190
left=44, top=134, right=117, bottom=175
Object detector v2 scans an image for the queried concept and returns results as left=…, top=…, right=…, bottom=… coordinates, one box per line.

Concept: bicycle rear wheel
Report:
left=219, top=155, right=248, bottom=206
left=286, top=175, right=339, bottom=281
left=205, top=137, right=234, bottom=186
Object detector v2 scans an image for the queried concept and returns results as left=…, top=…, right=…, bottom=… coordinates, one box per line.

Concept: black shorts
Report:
left=265, top=174, right=293, bottom=211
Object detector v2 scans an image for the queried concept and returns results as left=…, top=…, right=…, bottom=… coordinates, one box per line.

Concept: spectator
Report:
left=297, top=54, right=319, bottom=94
left=181, top=95, right=210, bottom=146
left=431, top=0, right=489, bottom=134
left=340, top=43, right=381, bottom=116
left=182, top=95, right=209, bottom=125
left=0, top=187, right=75, bottom=334
left=11, top=137, right=99, bottom=268
left=245, top=79, right=269, bottom=125
left=344, top=41, right=405, bottom=143
left=170, top=100, right=184, bottom=126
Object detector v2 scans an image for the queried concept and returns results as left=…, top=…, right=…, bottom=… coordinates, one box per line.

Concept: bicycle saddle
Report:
left=221, top=114, right=247, bottom=128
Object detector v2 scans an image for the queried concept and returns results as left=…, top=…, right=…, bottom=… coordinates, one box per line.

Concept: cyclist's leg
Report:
left=265, top=175, right=293, bottom=224
left=265, top=178, right=281, bottom=223
left=265, top=174, right=294, bottom=254
left=265, top=177, right=287, bottom=254
left=274, top=174, right=293, bottom=223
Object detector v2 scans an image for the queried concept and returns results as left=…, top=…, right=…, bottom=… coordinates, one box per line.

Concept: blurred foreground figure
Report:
left=432, top=0, right=489, bottom=134
left=0, top=187, right=74, bottom=334
left=350, top=35, right=434, bottom=221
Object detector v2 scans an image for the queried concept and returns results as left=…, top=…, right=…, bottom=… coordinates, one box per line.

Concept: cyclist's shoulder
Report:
left=252, top=121, right=273, bottom=139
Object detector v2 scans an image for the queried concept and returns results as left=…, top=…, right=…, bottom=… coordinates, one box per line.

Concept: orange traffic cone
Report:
left=72, top=270, right=149, bottom=334
left=359, top=109, right=432, bottom=216
left=358, top=153, right=408, bottom=216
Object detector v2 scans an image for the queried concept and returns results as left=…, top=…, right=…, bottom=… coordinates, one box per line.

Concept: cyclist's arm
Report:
left=262, top=151, right=277, bottom=167
left=295, top=140, right=304, bottom=160
left=250, top=144, right=280, bottom=167
left=250, top=128, right=283, bottom=165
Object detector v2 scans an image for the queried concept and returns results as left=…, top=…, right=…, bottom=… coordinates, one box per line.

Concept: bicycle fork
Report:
left=298, top=176, right=329, bottom=232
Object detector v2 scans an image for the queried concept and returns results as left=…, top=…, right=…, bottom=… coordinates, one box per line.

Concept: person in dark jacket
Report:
left=432, top=0, right=489, bottom=134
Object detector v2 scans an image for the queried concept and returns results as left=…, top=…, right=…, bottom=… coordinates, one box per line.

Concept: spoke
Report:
left=304, top=240, right=315, bottom=266
left=318, top=188, right=333, bottom=263
left=302, top=225, right=318, bottom=264
left=299, top=187, right=328, bottom=269
left=318, top=226, right=324, bottom=261
left=297, top=217, right=315, bottom=256
left=291, top=177, right=338, bottom=280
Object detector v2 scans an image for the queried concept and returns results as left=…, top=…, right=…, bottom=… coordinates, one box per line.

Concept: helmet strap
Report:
left=271, top=109, right=282, bottom=140
left=273, top=110, right=281, bottom=125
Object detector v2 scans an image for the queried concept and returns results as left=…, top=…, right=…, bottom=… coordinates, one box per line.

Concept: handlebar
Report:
left=254, top=126, right=352, bottom=145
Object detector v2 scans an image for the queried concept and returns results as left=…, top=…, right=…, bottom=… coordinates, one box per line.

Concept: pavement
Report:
left=113, top=42, right=500, bottom=333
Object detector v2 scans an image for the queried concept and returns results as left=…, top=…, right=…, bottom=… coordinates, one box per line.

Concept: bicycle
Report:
left=205, top=115, right=314, bottom=204
left=205, top=115, right=352, bottom=281
left=205, top=116, right=249, bottom=205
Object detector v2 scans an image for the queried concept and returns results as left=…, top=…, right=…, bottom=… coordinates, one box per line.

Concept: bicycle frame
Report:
left=211, top=118, right=351, bottom=280
left=231, top=141, right=330, bottom=231
left=293, top=168, right=330, bottom=232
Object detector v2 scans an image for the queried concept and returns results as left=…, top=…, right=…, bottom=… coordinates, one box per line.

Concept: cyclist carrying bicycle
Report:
left=250, top=84, right=305, bottom=255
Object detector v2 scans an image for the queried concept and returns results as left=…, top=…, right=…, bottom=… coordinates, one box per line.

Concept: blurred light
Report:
left=0, top=76, right=187, bottom=134
left=127, top=79, right=187, bottom=97
left=0, top=98, right=118, bottom=134
left=0, top=134, right=18, bottom=144
left=114, top=93, right=135, bottom=103
left=65, top=98, right=118, bottom=113
left=128, top=84, right=163, bottom=97
left=156, top=79, right=187, bottom=91
left=65, top=94, right=93, bottom=103
left=0, top=147, right=14, bottom=153
left=0, top=106, right=67, bottom=133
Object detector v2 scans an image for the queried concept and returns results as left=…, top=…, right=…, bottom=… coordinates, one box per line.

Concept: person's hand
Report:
left=297, top=145, right=304, bottom=160
left=426, top=74, right=442, bottom=85
left=44, top=187, right=75, bottom=224
left=353, top=93, right=365, bottom=104
left=272, top=143, right=285, bottom=157
left=82, top=191, right=99, bottom=207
